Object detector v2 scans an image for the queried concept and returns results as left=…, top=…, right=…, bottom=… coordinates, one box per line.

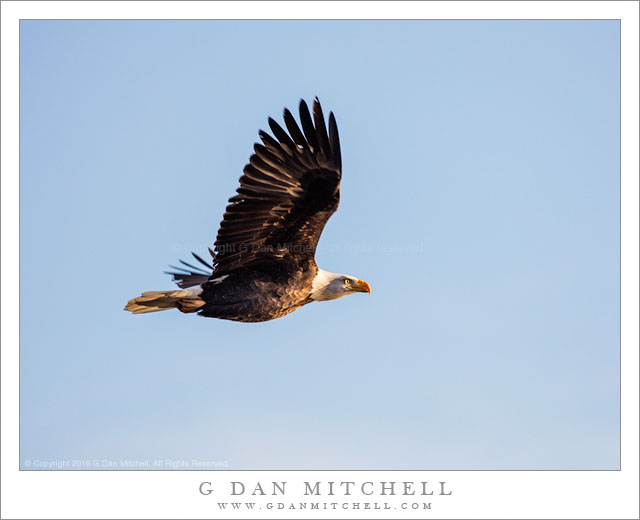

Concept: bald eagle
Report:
left=125, top=98, right=370, bottom=322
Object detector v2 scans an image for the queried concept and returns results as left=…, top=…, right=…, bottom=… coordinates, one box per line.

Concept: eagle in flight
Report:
left=125, top=98, right=370, bottom=322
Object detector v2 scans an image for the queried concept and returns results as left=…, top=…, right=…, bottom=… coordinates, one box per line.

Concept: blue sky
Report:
left=20, top=20, right=620, bottom=470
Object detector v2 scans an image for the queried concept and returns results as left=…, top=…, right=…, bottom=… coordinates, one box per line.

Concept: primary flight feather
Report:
left=125, top=98, right=370, bottom=322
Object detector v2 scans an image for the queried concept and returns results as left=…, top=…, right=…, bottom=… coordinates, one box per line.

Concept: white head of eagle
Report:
left=310, top=269, right=371, bottom=301
left=125, top=97, right=371, bottom=322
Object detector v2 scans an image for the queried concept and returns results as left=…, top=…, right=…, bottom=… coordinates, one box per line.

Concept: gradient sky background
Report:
left=20, top=20, right=620, bottom=470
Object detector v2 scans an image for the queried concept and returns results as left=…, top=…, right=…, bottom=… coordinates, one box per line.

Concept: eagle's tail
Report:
left=124, top=289, right=205, bottom=314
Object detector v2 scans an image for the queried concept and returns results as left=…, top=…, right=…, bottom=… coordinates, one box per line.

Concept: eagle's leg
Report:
left=176, top=298, right=206, bottom=314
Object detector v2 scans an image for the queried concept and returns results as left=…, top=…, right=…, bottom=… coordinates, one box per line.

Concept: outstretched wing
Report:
left=212, top=97, right=342, bottom=275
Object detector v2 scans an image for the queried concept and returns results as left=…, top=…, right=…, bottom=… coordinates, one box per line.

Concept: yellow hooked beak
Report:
left=352, top=279, right=371, bottom=294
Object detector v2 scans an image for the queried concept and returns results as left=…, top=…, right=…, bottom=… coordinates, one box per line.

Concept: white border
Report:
left=2, top=2, right=638, bottom=519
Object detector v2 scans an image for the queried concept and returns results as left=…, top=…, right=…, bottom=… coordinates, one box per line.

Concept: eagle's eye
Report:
left=344, top=278, right=351, bottom=286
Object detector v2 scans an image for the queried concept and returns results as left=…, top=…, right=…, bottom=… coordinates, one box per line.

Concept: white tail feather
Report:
left=124, top=288, right=203, bottom=314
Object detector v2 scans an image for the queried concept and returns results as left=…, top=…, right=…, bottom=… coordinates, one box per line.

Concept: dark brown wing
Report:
left=212, top=98, right=342, bottom=275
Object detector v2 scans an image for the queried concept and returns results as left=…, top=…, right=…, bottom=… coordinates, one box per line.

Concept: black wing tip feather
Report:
left=300, top=96, right=321, bottom=111
left=258, top=97, right=341, bottom=173
left=165, top=252, right=212, bottom=276
left=328, top=111, right=341, bottom=172
left=311, top=96, right=324, bottom=120
left=297, top=99, right=318, bottom=150
left=165, top=252, right=213, bottom=288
